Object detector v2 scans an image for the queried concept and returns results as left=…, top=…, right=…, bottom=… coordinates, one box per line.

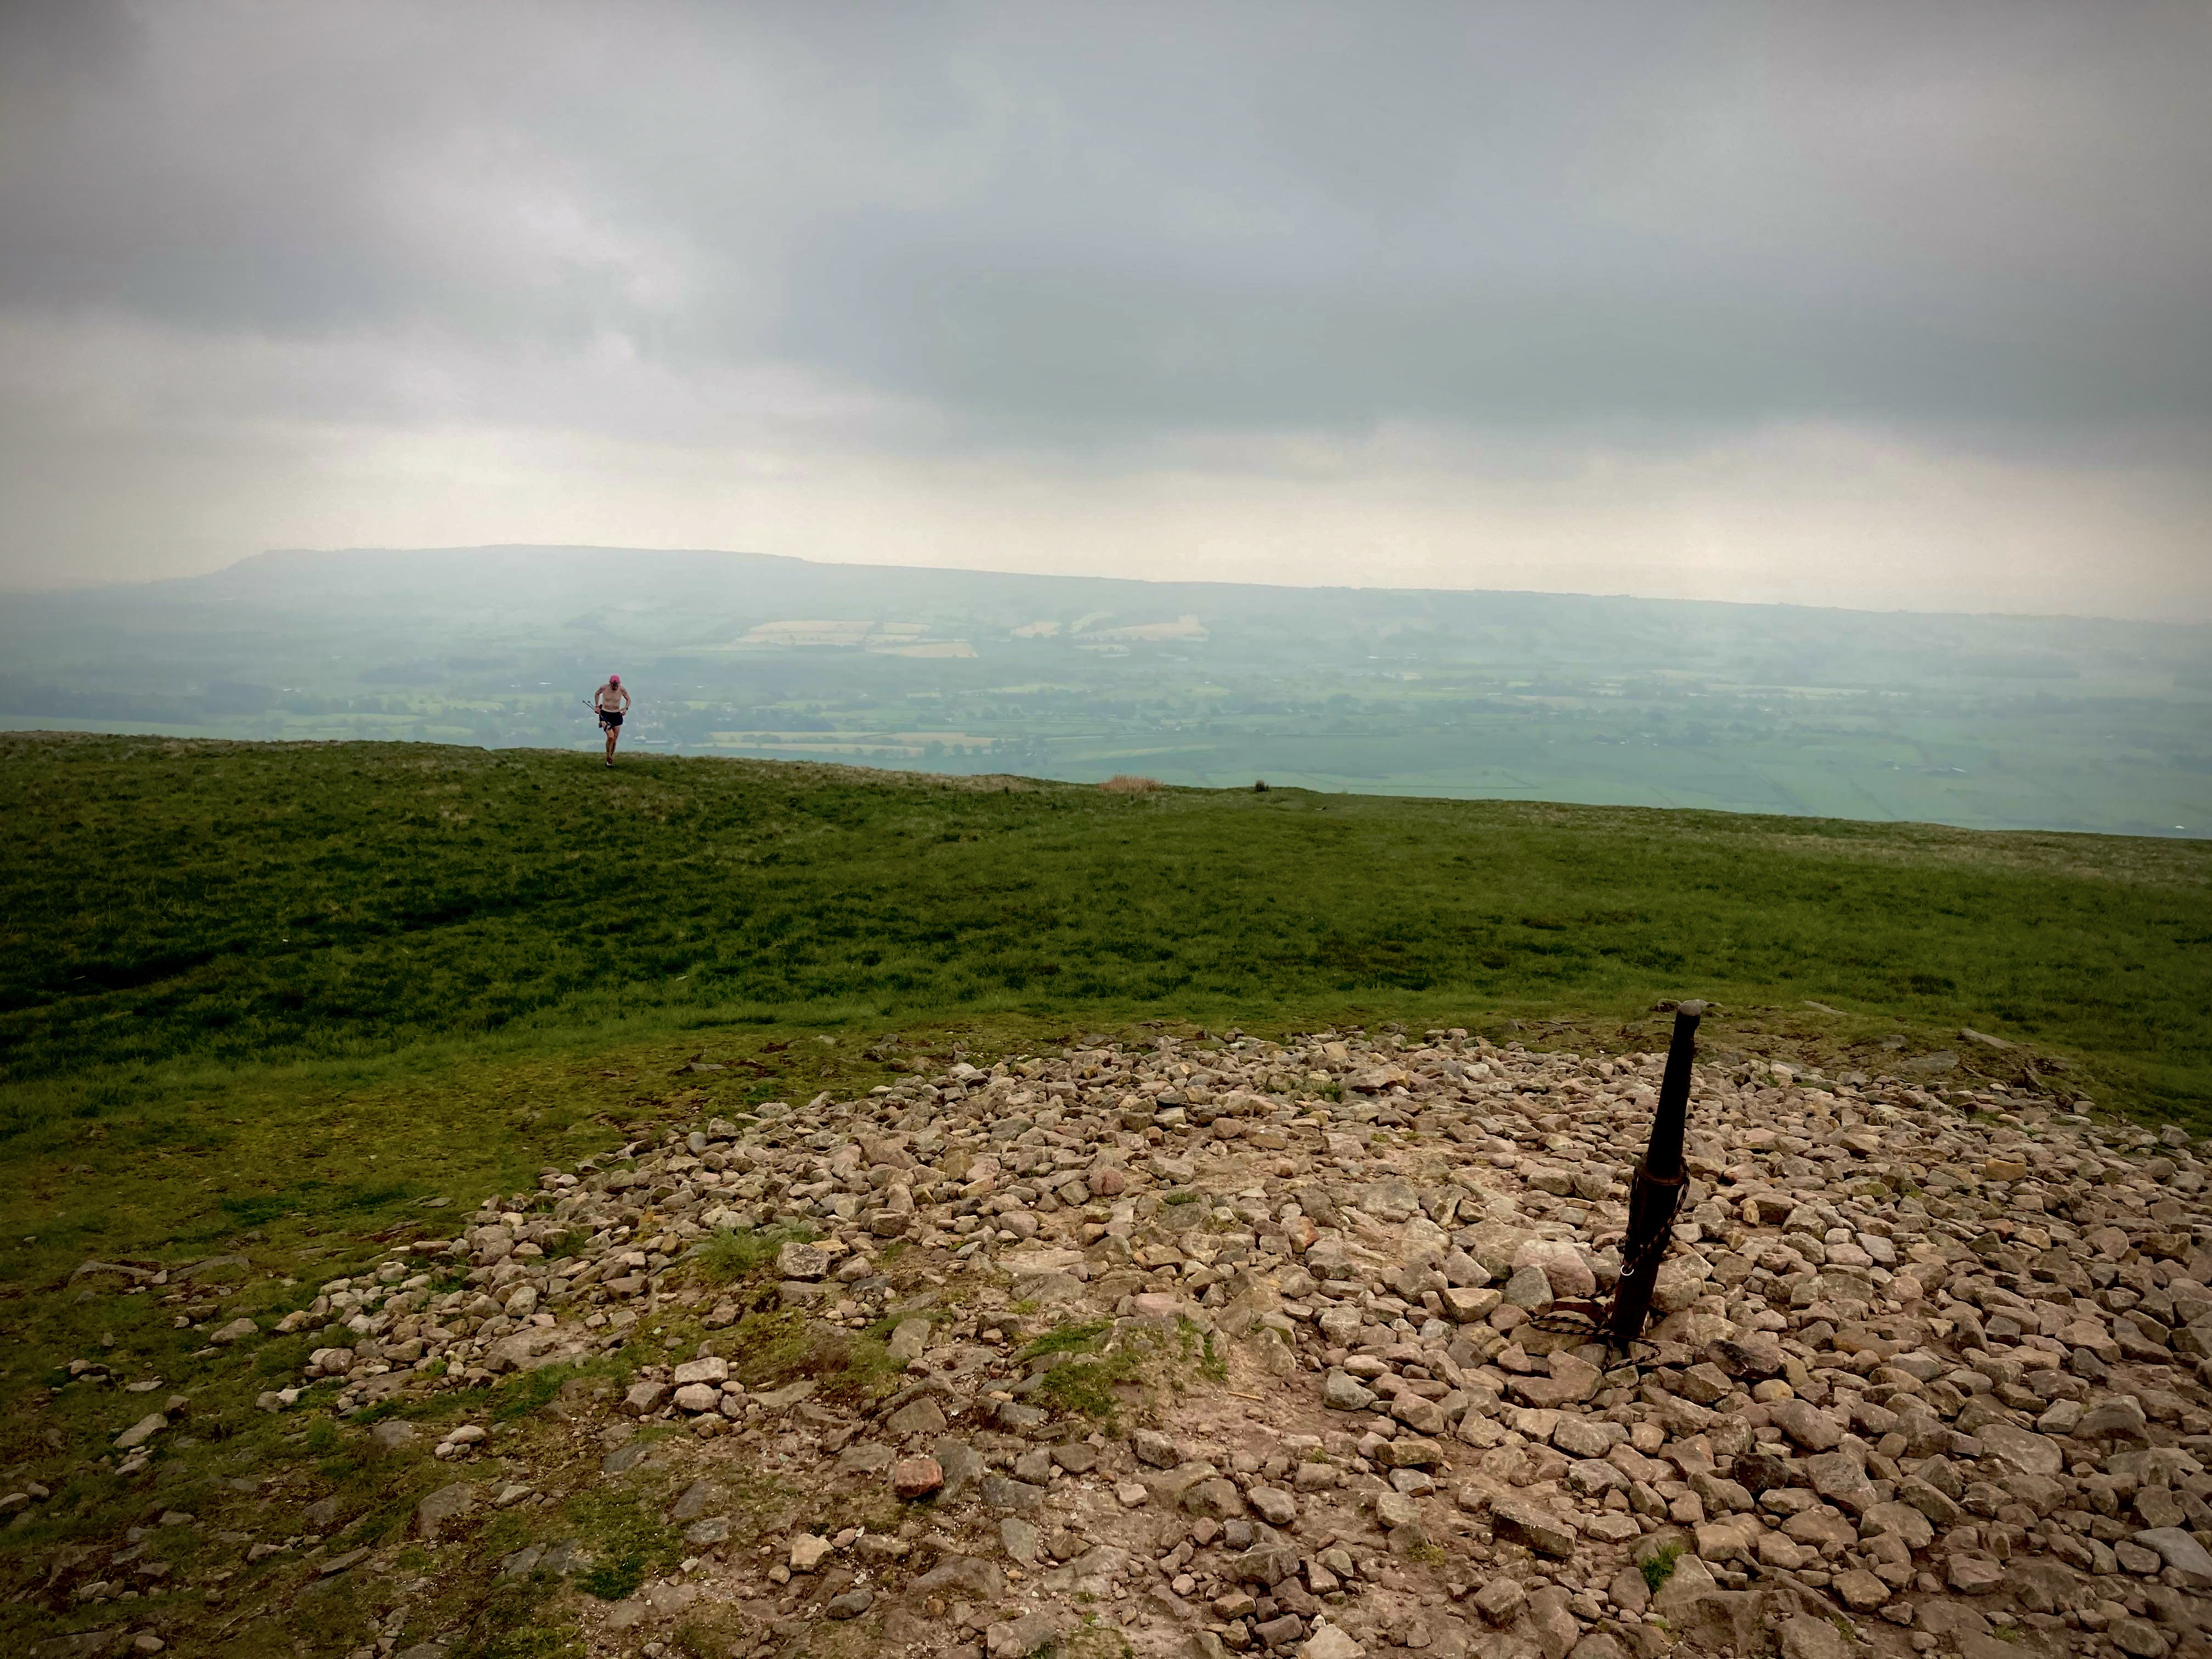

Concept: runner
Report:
left=593, top=673, right=630, bottom=767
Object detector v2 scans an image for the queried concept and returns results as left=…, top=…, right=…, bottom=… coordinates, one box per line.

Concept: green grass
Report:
left=1184, top=1316, right=1228, bottom=1384
left=4, top=732, right=2206, bottom=1110
left=1640, top=1539, right=1685, bottom=1594
left=682, top=1223, right=816, bottom=1287
left=565, top=1486, right=683, bottom=1601
left=715, top=1306, right=904, bottom=1401
left=1014, top=1316, right=1233, bottom=1427
left=1031, top=1339, right=1142, bottom=1426
left=1019, top=1319, right=1115, bottom=1363
left=449, top=1587, right=585, bottom=1659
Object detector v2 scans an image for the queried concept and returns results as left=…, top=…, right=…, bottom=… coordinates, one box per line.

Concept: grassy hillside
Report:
left=7, top=731, right=2208, bottom=1103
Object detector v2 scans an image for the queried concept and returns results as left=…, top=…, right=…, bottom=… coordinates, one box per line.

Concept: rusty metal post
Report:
left=1607, top=999, right=1704, bottom=1351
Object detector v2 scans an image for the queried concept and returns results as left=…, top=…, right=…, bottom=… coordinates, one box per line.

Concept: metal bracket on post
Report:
left=1605, top=999, right=1704, bottom=1354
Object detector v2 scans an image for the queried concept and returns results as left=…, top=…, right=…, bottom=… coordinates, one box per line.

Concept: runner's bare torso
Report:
left=595, top=677, right=631, bottom=766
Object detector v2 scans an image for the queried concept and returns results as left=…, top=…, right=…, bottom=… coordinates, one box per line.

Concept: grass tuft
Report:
left=1037, top=1355, right=1140, bottom=1425
left=722, top=1307, right=901, bottom=1401
left=1019, top=1319, right=1113, bottom=1362
left=1640, top=1540, right=1684, bottom=1594
left=681, top=1223, right=816, bottom=1287
left=1017, top=1318, right=1146, bottom=1426
left=564, top=1486, right=681, bottom=1602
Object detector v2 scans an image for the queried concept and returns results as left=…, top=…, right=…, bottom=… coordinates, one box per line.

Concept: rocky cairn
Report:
left=215, top=1029, right=2212, bottom=1659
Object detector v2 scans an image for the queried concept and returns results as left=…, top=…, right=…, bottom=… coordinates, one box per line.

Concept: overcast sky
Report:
left=4, top=1, right=2209, bottom=619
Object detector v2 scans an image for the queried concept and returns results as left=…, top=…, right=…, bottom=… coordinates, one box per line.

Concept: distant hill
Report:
left=3, top=545, right=2207, bottom=835
left=23, top=542, right=2210, bottom=679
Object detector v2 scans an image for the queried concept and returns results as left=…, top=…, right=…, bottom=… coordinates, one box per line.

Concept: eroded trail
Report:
left=43, top=1029, right=2212, bottom=1659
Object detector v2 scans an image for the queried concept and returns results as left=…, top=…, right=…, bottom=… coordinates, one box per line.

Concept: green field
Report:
left=8, top=731, right=2209, bottom=1089
left=8, top=730, right=2209, bottom=1107
left=2, top=730, right=2208, bottom=1652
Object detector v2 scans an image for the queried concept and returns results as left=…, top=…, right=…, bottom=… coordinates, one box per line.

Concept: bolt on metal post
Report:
left=1607, top=999, right=1705, bottom=1351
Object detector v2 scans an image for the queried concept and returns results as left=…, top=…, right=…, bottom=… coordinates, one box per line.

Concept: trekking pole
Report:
left=1606, top=999, right=1704, bottom=1351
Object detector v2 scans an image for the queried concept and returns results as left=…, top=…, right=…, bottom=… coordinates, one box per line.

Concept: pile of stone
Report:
left=239, top=1027, right=2209, bottom=1659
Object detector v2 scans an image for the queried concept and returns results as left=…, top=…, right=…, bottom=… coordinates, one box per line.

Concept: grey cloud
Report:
left=748, top=3, right=2212, bottom=439
left=3, top=0, right=2209, bottom=449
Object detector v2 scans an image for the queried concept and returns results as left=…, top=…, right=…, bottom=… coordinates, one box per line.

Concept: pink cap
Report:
left=608, top=673, right=620, bottom=685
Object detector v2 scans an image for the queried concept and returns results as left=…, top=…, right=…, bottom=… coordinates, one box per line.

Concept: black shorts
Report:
left=598, top=710, right=624, bottom=729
